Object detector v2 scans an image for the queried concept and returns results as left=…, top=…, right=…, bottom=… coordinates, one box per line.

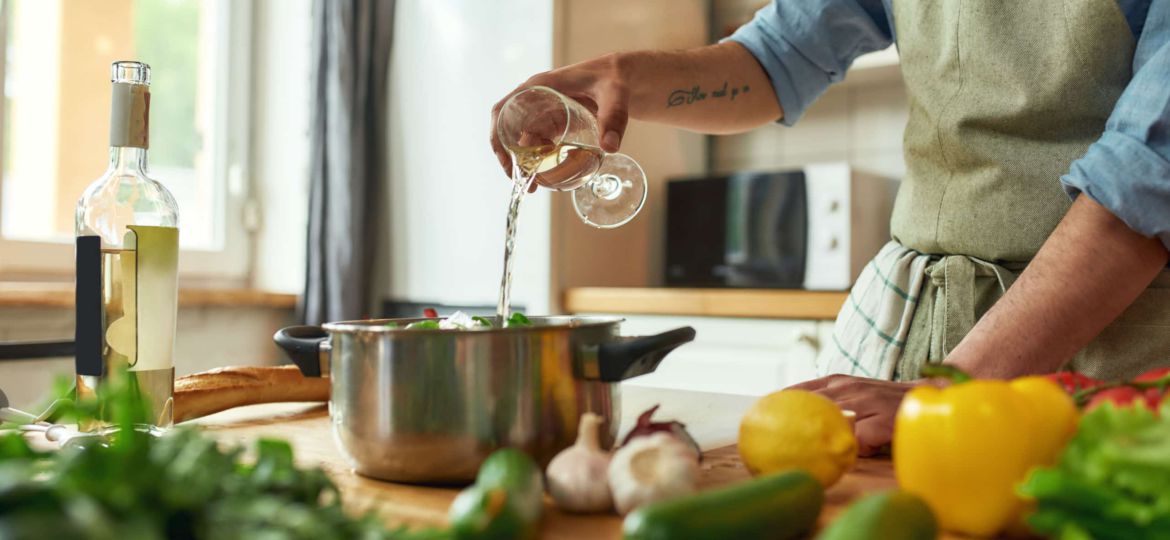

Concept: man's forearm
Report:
left=619, top=43, right=782, bottom=134
left=947, top=196, right=1169, bottom=378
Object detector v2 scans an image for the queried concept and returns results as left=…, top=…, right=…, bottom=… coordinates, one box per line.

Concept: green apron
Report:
left=887, top=0, right=1170, bottom=380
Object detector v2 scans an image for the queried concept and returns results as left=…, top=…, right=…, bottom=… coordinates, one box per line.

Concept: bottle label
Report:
left=109, top=82, right=150, bottom=149
left=75, top=226, right=178, bottom=375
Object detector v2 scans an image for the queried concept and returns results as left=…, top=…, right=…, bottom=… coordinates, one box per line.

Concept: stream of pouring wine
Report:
left=496, top=162, right=539, bottom=321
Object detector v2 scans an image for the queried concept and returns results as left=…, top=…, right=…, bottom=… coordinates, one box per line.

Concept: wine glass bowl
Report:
left=496, top=86, right=649, bottom=228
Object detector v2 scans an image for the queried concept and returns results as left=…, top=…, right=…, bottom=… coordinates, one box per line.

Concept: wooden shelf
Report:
left=0, top=282, right=298, bottom=310
left=563, top=287, right=847, bottom=320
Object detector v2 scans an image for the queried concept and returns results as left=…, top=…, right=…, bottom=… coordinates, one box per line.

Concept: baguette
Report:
left=174, top=365, right=330, bottom=423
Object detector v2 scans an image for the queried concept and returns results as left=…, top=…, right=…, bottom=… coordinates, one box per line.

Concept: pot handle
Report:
left=582, top=327, right=696, bottom=383
left=274, top=326, right=330, bottom=378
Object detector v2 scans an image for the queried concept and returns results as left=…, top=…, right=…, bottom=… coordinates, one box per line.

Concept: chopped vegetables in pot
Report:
left=400, top=311, right=498, bottom=330
left=404, top=320, right=442, bottom=330
left=395, top=311, right=533, bottom=330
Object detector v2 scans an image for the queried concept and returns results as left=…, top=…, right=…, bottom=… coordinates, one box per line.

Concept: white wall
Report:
left=379, top=0, right=554, bottom=314
left=712, top=78, right=909, bottom=179
left=250, top=0, right=312, bottom=294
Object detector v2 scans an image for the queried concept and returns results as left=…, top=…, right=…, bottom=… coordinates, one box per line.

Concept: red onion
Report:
left=619, top=404, right=701, bottom=459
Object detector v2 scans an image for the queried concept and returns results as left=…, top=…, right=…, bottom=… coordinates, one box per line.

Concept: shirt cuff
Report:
left=724, top=26, right=831, bottom=126
left=1062, top=131, right=1170, bottom=252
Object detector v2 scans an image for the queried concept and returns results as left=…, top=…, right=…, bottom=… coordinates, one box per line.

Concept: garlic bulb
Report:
left=546, top=413, right=613, bottom=513
left=608, top=432, right=699, bottom=515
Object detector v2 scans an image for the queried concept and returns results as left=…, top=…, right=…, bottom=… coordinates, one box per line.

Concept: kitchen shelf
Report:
left=0, top=282, right=298, bottom=310
left=563, top=287, right=847, bottom=320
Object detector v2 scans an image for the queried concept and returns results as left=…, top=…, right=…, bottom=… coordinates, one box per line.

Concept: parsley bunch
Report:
left=0, top=372, right=449, bottom=540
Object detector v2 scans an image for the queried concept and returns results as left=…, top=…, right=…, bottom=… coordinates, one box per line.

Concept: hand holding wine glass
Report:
left=490, top=54, right=630, bottom=175
left=495, top=86, right=647, bottom=229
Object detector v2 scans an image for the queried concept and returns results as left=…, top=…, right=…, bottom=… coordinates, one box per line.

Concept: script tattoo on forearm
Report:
left=666, top=81, right=750, bottom=108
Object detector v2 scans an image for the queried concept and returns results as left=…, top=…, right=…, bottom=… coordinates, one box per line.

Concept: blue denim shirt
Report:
left=728, top=0, right=1170, bottom=250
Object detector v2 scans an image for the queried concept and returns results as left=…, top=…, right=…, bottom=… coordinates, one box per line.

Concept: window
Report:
left=0, top=0, right=251, bottom=281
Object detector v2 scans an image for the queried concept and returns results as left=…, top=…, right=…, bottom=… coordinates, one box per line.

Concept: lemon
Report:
left=738, top=389, right=857, bottom=487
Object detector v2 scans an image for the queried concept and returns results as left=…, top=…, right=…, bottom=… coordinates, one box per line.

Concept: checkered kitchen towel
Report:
left=816, top=241, right=933, bottom=380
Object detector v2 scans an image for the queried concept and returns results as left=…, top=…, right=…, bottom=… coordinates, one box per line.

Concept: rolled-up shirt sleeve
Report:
left=724, top=0, right=893, bottom=125
left=1062, top=0, right=1170, bottom=250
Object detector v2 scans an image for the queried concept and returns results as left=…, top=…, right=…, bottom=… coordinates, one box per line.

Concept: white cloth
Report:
left=816, top=241, right=930, bottom=380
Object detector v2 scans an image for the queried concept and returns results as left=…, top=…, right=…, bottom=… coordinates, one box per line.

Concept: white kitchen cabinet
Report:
left=597, top=314, right=828, bottom=396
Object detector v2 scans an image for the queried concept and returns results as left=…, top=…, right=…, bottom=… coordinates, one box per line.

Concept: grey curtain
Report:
left=303, top=0, right=395, bottom=324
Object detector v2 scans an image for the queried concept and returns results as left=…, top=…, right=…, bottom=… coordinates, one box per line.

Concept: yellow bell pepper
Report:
left=893, top=371, right=1078, bottom=537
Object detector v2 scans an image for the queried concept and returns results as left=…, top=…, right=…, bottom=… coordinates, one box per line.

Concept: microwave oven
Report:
left=664, top=163, right=897, bottom=291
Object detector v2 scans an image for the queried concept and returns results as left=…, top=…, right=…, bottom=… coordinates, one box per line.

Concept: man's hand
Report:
left=490, top=43, right=782, bottom=178
left=788, top=375, right=917, bottom=456
left=491, top=54, right=630, bottom=177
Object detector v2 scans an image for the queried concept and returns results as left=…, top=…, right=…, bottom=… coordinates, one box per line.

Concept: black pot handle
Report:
left=274, top=326, right=329, bottom=378
left=581, top=327, right=696, bottom=383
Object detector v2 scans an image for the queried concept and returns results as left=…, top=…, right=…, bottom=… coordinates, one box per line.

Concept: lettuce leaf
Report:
left=1019, top=405, right=1170, bottom=539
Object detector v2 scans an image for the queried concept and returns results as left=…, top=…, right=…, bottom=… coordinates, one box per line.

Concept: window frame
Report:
left=0, top=0, right=254, bottom=285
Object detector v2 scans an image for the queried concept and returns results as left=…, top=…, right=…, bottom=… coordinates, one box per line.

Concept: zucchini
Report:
left=449, top=449, right=544, bottom=540
left=622, top=470, right=824, bottom=540
left=816, top=491, right=936, bottom=540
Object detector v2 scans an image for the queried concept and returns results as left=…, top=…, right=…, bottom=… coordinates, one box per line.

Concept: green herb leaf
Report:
left=405, top=320, right=441, bottom=330
left=471, top=316, right=494, bottom=328
left=0, top=369, right=449, bottom=539
left=505, top=312, right=531, bottom=327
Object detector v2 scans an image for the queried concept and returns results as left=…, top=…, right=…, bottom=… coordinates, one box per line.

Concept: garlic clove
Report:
left=608, top=432, right=699, bottom=515
left=546, top=413, right=614, bottom=513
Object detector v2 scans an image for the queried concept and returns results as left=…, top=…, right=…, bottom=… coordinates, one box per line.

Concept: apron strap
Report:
left=927, top=255, right=1018, bottom=361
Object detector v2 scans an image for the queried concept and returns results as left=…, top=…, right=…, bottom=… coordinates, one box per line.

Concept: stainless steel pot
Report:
left=274, top=316, right=694, bottom=484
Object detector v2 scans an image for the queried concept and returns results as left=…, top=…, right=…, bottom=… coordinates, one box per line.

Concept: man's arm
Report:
left=622, top=44, right=783, bottom=135
left=793, top=197, right=1168, bottom=455
left=490, top=43, right=782, bottom=171
left=491, top=0, right=893, bottom=172
left=946, top=196, right=1170, bottom=378
left=952, top=2, right=1170, bottom=376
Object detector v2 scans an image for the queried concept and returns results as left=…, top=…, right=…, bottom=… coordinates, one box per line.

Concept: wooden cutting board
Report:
left=199, top=403, right=964, bottom=539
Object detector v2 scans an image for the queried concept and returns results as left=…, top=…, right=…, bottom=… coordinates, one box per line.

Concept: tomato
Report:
left=1133, top=367, right=1169, bottom=408
left=1086, top=386, right=1158, bottom=411
left=1134, top=366, right=1170, bottom=382
left=1044, top=372, right=1104, bottom=394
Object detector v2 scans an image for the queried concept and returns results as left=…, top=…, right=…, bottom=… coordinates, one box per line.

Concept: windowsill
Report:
left=0, top=282, right=298, bottom=310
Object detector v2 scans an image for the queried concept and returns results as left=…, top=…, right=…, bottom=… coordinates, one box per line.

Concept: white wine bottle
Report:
left=75, top=61, right=180, bottom=430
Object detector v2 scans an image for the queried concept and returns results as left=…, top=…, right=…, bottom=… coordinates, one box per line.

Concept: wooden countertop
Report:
left=194, top=387, right=957, bottom=539
left=0, top=282, right=297, bottom=309
left=564, top=287, right=848, bottom=320
left=202, top=407, right=897, bottom=538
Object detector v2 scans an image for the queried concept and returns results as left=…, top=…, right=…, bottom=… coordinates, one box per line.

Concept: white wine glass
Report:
left=496, top=86, right=647, bottom=228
